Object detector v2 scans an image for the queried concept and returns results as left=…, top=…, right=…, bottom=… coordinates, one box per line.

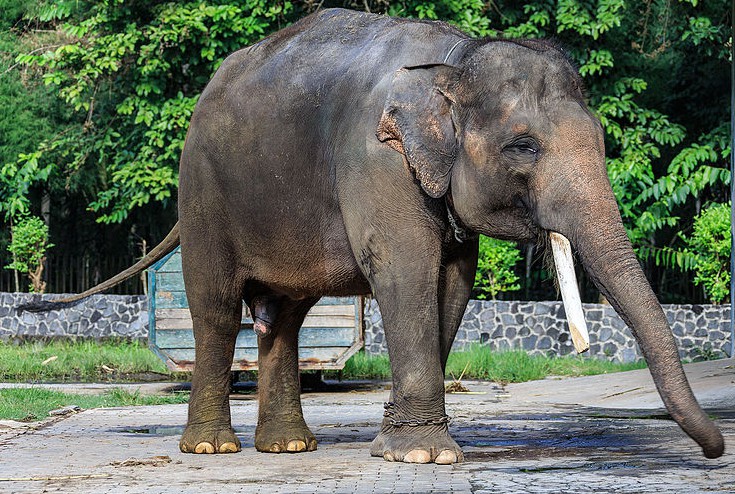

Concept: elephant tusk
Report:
left=550, top=232, right=590, bottom=354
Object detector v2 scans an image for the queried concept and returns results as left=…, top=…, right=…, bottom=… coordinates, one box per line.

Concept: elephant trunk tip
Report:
left=701, top=432, right=725, bottom=459
left=670, top=394, right=725, bottom=459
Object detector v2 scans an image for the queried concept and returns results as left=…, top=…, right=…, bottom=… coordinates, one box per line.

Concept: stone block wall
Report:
left=0, top=292, right=148, bottom=340
left=0, top=293, right=731, bottom=363
left=364, top=298, right=732, bottom=363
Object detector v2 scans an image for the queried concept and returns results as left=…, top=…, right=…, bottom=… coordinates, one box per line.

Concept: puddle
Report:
left=462, top=434, right=634, bottom=450
left=117, top=426, right=185, bottom=436
left=454, top=411, right=659, bottom=454
left=115, top=426, right=253, bottom=436
left=488, top=409, right=674, bottom=421
left=518, top=461, right=644, bottom=473
left=464, top=442, right=649, bottom=477
left=465, top=446, right=598, bottom=462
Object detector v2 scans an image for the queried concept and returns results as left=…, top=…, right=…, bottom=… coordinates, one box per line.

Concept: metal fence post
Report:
left=730, top=0, right=734, bottom=358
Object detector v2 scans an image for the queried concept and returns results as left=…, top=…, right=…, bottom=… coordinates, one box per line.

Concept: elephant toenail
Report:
left=270, top=443, right=282, bottom=453
left=287, top=440, right=306, bottom=452
left=434, top=450, right=458, bottom=464
left=194, top=442, right=215, bottom=454
left=404, top=449, right=431, bottom=463
left=383, top=451, right=396, bottom=462
left=308, top=439, right=318, bottom=451
left=219, top=442, right=239, bottom=453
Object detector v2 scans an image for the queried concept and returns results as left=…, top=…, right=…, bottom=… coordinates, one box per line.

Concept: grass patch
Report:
left=0, top=387, right=190, bottom=422
left=0, top=339, right=178, bottom=382
left=336, top=346, right=646, bottom=383
left=0, top=340, right=646, bottom=385
left=445, top=346, right=647, bottom=383
left=341, top=350, right=392, bottom=379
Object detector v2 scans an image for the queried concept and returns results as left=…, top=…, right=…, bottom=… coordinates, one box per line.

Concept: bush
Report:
left=474, top=235, right=521, bottom=300
left=5, top=215, right=53, bottom=292
left=685, top=202, right=731, bottom=303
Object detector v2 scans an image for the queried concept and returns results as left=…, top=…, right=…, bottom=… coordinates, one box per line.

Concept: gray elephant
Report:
left=26, top=8, right=723, bottom=463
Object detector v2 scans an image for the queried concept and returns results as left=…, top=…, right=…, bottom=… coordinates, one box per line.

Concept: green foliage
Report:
left=0, top=2, right=68, bottom=220
left=5, top=215, right=53, bottom=292
left=11, top=0, right=295, bottom=224
left=5, top=216, right=51, bottom=272
left=474, top=235, right=521, bottom=300
left=684, top=203, right=731, bottom=304
left=2, top=0, right=730, bottom=301
left=0, top=150, right=55, bottom=220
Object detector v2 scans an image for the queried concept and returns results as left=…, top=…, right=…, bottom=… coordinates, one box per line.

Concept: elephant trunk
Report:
left=565, top=210, right=724, bottom=459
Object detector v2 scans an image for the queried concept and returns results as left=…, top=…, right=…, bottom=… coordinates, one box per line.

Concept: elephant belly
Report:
left=244, top=221, right=371, bottom=299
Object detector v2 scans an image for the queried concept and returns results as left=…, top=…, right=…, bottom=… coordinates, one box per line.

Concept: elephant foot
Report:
left=370, top=424, right=463, bottom=464
left=255, top=416, right=318, bottom=453
left=180, top=423, right=241, bottom=454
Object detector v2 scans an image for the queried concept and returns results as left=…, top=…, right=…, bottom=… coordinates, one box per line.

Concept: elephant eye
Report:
left=503, top=137, right=540, bottom=162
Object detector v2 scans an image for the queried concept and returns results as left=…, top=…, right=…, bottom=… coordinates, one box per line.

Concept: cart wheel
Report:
left=300, top=370, right=324, bottom=391
left=230, top=371, right=241, bottom=393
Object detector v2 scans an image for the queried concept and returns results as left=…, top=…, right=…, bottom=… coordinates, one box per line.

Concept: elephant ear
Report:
left=376, top=64, right=461, bottom=198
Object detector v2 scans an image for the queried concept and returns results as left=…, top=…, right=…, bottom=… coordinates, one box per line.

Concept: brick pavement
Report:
left=0, top=360, right=732, bottom=493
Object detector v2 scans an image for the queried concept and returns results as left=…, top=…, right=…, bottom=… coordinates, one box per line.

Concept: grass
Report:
left=338, top=346, right=647, bottom=384
left=0, top=340, right=648, bottom=422
left=340, top=350, right=393, bottom=380
left=445, top=345, right=647, bottom=383
left=0, top=387, right=190, bottom=422
left=0, top=339, right=176, bottom=382
left=0, top=339, right=647, bottom=384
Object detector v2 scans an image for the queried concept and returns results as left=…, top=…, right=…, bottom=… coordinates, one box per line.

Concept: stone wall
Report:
left=0, top=292, right=148, bottom=340
left=1, top=293, right=731, bottom=363
left=364, top=298, right=732, bottom=363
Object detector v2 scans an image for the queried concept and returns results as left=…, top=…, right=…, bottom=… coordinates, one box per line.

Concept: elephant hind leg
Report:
left=255, top=296, right=319, bottom=454
left=180, top=283, right=243, bottom=454
left=178, top=227, right=251, bottom=454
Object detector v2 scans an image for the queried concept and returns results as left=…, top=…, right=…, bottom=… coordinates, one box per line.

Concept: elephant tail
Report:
left=18, top=222, right=181, bottom=313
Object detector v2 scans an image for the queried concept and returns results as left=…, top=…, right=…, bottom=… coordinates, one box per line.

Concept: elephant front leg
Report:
left=368, top=262, right=463, bottom=465
left=439, top=237, right=479, bottom=369
left=255, top=297, right=319, bottom=454
left=180, top=311, right=242, bottom=454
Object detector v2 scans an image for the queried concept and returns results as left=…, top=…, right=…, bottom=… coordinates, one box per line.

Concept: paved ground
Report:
left=0, top=359, right=734, bottom=493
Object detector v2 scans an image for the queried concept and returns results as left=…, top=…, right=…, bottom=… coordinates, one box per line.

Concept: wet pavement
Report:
left=0, top=359, right=733, bottom=493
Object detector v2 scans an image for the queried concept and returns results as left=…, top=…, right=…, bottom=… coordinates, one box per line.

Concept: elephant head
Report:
left=377, top=39, right=724, bottom=458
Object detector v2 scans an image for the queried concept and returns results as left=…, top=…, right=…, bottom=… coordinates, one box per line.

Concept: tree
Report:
left=474, top=236, right=521, bottom=300
left=5, top=215, right=53, bottom=292
left=10, top=0, right=295, bottom=224
left=3, top=1, right=730, bottom=301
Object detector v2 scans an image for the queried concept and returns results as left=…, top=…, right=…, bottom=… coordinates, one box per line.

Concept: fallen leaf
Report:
left=110, top=456, right=172, bottom=467
left=48, top=405, right=81, bottom=416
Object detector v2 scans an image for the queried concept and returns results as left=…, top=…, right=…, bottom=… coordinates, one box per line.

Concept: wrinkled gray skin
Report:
left=175, top=8, right=723, bottom=462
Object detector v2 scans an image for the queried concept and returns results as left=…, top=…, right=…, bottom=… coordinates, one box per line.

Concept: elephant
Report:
left=25, top=8, right=723, bottom=463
